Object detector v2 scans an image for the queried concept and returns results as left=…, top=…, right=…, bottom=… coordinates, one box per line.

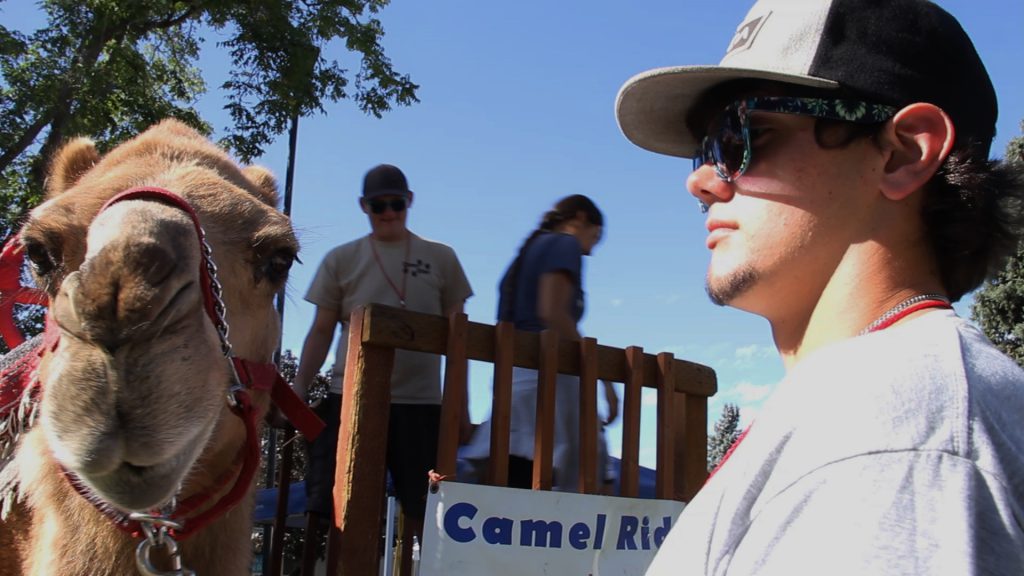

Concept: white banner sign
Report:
left=421, top=481, right=684, bottom=575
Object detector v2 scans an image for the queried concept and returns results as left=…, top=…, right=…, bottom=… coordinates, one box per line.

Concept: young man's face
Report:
left=362, top=194, right=411, bottom=241
left=687, top=92, right=884, bottom=318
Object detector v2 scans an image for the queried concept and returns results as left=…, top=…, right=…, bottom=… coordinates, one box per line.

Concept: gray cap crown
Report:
left=615, top=0, right=996, bottom=159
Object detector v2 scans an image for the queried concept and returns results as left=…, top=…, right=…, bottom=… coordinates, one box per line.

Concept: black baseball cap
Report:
left=362, top=164, right=412, bottom=199
left=616, top=0, right=997, bottom=159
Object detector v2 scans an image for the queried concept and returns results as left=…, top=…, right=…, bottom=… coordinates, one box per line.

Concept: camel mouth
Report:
left=80, top=449, right=191, bottom=512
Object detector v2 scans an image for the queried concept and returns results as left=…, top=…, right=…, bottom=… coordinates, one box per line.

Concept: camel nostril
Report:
left=133, top=243, right=179, bottom=286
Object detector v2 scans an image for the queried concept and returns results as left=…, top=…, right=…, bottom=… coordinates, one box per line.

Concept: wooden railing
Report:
left=271, top=303, right=717, bottom=574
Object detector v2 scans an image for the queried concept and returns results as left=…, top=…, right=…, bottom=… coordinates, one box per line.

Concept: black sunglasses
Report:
left=367, top=197, right=408, bottom=214
left=694, top=96, right=897, bottom=183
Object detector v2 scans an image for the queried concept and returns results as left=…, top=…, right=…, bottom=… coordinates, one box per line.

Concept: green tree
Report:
left=0, top=0, right=419, bottom=241
left=707, top=403, right=741, bottom=472
left=0, top=0, right=418, bottom=346
left=972, top=122, right=1024, bottom=366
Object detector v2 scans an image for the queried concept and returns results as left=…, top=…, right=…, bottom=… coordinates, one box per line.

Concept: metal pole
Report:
left=267, top=110, right=301, bottom=575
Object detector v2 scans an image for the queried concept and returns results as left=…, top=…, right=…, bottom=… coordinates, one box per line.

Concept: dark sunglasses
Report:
left=693, top=96, right=898, bottom=184
left=367, top=197, right=408, bottom=214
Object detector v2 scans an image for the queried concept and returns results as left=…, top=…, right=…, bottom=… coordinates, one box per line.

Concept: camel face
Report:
left=17, top=120, right=298, bottom=513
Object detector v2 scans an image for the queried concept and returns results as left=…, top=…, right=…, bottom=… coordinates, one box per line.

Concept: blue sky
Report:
left=5, top=0, right=1024, bottom=467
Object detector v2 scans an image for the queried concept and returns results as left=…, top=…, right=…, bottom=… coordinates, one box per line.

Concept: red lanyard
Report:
left=369, top=233, right=411, bottom=307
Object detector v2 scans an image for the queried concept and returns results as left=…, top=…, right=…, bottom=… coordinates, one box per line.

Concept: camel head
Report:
left=17, top=120, right=298, bottom=512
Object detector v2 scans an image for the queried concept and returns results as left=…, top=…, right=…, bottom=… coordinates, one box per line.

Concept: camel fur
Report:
left=0, top=119, right=299, bottom=575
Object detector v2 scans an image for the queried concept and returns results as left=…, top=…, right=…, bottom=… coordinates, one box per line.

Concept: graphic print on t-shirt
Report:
left=404, top=259, right=431, bottom=277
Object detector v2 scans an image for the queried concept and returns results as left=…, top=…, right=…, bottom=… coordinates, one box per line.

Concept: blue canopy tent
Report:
left=253, top=457, right=660, bottom=526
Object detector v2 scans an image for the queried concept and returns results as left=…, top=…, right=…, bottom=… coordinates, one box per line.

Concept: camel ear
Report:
left=47, top=137, right=100, bottom=198
left=242, top=165, right=280, bottom=208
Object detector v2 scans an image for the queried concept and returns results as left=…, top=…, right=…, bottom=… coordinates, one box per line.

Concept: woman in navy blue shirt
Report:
left=466, top=194, right=604, bottom=489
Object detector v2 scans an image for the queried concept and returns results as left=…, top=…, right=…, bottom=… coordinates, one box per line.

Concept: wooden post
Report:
left=620, top=346, right=644, bottom=497
left=676, top=392, right=708, bottom=502
left=578, top=337, right=599, bottom=494
left=655, top=353, right=675, bottom=499
left=334, top=306, right=396, bottom=575
left=436, top=312, right=468, bottom=477
left=488, top=322, right=516, bottom=486
left=532, top=329, right=558, bottom=490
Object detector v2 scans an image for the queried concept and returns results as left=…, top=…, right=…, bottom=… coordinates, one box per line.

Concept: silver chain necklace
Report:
left=859, top=293, right=951, bottom=336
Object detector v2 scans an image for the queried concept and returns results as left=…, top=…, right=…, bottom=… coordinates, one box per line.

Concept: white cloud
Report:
left=733, top=380, right=773, bottom=404
left=610, top=298, right=623, bottom=308
left=734, top=343, right=774, bottom=364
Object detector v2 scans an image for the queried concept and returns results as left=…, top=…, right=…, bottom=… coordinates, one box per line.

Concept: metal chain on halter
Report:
left=198, top=229, right=248, bottom=409
left=199, top=230, right=232, bottom=358
left=129, top=499, right=196, bottom=576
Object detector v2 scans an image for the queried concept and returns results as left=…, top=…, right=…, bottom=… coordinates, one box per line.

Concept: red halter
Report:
left=0, top=187, right=323, bottom=540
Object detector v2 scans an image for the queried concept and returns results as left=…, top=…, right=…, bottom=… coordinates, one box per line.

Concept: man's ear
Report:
left=406, top=192, right=414, bottom=209
left=358, top=197, right=369, bottom=214
left=879, top=103, right=955, bottom=201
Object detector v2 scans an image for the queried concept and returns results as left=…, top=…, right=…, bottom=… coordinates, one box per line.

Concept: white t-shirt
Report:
left=647, top=310, right=1024, bottom=575
left=305, top=232, right=472, bottom=402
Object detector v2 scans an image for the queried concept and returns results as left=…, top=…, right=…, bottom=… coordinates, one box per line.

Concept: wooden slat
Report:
left=676, top=392, right=709, bottom=502
left=488, top=321, right=515, bottom=486
left=532, top=329, right=558, bottom=490
left=360, top=304, right=716, bottom=396
left=578, top=337, right=599, bottom=494
left=334, top=306, right=395, bottom=575
left=620, top=346, right=644, bottom=497
left=655, top=353, right=675, bottom=499
left=436, top=312, right=468, bottom=477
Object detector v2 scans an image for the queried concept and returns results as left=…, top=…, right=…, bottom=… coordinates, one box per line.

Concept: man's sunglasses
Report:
left=367, top=197, right=408, bottom=214
left=693, top=96, right=898, bottom=184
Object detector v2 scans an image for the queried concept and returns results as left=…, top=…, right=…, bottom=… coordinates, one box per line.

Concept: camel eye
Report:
left=260, top=246, right=296, bottom=285
left=23, top=239, right=57, bottom=277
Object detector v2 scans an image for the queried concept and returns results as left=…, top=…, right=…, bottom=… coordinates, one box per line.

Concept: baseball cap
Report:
left=615, top=0, right=997, bottom=159
left=362, top=164, right=412, bottom=199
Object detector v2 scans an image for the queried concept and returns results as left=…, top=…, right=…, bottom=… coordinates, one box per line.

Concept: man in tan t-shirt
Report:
left=292, top=163, right=473, bottom=543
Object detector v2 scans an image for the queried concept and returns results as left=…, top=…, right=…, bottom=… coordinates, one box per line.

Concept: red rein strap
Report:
left=0, top=238, right=48, bottom=349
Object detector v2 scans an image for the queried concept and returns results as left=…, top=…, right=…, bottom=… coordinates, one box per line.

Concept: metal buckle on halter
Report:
left=225, top=357, right=245, bottom=409
left=129, top=504, right=195, bottom=576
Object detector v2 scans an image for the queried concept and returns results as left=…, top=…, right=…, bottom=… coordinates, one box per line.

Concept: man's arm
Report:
left=292, top=305, right=340, bottom=402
